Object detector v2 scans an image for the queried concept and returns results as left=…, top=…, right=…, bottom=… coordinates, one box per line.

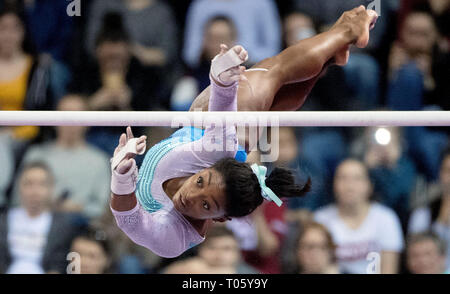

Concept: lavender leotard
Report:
left=111, top=79, right=247, bottom=258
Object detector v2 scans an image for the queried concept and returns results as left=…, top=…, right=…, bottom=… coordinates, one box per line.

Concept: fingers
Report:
left=233, top=45, right=243, bottom=55
left=136, top=135, right=147, bottom=153
left=233, top=45, right=248, bottom=62
left=219, top=44, right=229, bottom=56
left=119, top=133, right=127, bottom=147
left=126, top=126, right=134, bottom=140
left=117, top=158, right=134, bottom=174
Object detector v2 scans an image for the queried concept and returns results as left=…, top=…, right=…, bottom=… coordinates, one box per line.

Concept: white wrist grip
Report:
left=111, top=159, right=139, bottom=195
left=110, top=138, right=146, bottom=195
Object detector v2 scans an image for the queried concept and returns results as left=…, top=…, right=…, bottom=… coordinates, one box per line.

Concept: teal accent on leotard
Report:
left=136, top=127, right=247, bottom=213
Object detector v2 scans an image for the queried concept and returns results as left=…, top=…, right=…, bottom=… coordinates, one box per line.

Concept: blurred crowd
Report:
left=0, top=0, right=449, bottom=274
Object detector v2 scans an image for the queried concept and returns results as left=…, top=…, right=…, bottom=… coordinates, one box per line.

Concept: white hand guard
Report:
left=110, top=138, right=146, bottom=195
left=210, top=46, right=248, bottom=86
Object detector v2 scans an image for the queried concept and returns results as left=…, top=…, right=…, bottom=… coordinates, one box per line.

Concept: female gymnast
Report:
left=110, top=6, right=379, bottom=258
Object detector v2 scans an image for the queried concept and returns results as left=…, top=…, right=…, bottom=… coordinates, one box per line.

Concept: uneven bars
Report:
left=0, top=111, right=449, bottom=127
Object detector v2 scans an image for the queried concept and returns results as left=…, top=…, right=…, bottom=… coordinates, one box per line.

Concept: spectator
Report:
left=0, top=3, right=70, bottom=144
left=70, top=12, right=159, bottom=155
left=283, top=11, right=316, bottom=46
left=69, top=226, right=115, bottom=274
left=272, top=127, right=332, bottom=212
left=171, top=16, right=237, bottom=111
left=387, top=8, right=450, bottom=180
left=388, top=9, right=450, bottom=110
left=315, top=159, right=404, bottom=274
left=12, top=94, right=111, bottom=220
left=406, top=232, right=448, bottom=274
left=294, top=222, right=340, bottom=274
left=85, top=0, right=178, bottom=103
left=409, top=147, right=450, bottom=268
left=86, top=0, right=177, bottom=68
left=398, top=0, right=450, bottom=46
left=226, top=198, right=288, bottom=274
left=163, top=225, right=258, bottom=274
left=183, top=0, right=281, bottom=67
left=351, top=126, right=418, bottom=229
left=0, top=130, right=14, bottom=208
left=197, top=225, right=258, bottom=274
left=0, top=162, right=78, bottom=274
left=72, top=12, right=161, bottom=112
left=22, top=0, right=74, bottom=62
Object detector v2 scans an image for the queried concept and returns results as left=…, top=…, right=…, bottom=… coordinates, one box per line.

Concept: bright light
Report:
left=375, top=128, right=391, bottom=145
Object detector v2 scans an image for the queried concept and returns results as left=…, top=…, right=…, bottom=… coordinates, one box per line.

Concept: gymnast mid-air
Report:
left=110, top=6, right=378, bottom=258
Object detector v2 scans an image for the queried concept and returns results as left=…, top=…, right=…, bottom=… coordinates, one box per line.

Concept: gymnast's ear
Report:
left=213, top=217, right=232, bottom=223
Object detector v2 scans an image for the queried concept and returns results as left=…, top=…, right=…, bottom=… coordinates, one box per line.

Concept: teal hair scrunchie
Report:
left=250, top=164, right=283, bottom=207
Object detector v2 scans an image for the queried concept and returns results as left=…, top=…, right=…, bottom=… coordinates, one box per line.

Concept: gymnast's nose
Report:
left=184, top=194, right=195, bottom=208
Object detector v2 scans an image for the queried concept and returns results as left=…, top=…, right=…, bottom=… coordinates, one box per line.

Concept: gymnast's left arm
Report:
left=109, top=128, right=191, bottom=258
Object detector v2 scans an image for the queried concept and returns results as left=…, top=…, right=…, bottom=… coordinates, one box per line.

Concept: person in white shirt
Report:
left=0, top=162, right=77, bottom=274
left=314, top=158, right=404, bottom=274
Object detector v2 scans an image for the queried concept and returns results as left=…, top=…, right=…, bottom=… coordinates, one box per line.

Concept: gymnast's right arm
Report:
left=109, top=129, right=188, bottom=258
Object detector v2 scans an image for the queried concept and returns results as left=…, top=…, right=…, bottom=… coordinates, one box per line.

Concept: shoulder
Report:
left=6, top=207, right=23, bottom=220
left=371, top=203, right=398, bottom=220
left=314, top=205, right=338, bottom=222
left=370, top=203, right=402, bottom=229
left=371, top=202, right=394, bottom=214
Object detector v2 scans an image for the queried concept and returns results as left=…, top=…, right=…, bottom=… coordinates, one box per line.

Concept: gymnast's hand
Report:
left=211, top=44, right=248, bottom=87
left=113, top=127, right=147, bottom=175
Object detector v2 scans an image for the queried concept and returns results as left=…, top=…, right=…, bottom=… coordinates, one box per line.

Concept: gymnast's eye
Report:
left=197, top=176, right=203, bottom=186
left=202, top=200, right=210, bottom=211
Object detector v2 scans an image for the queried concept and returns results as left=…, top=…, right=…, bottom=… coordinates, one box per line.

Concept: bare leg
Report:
left=190, top=6, right=378, bottom=112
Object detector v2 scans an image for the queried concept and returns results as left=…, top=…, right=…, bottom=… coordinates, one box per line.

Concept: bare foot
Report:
left=332, top=6, right=378, bottom=65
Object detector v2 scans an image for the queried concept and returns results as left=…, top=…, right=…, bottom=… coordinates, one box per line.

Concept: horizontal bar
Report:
left=0, top=111, right=449, bottom=127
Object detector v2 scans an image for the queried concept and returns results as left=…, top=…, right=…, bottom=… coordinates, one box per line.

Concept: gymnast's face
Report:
left=172, top=169, right=227, bottom=220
